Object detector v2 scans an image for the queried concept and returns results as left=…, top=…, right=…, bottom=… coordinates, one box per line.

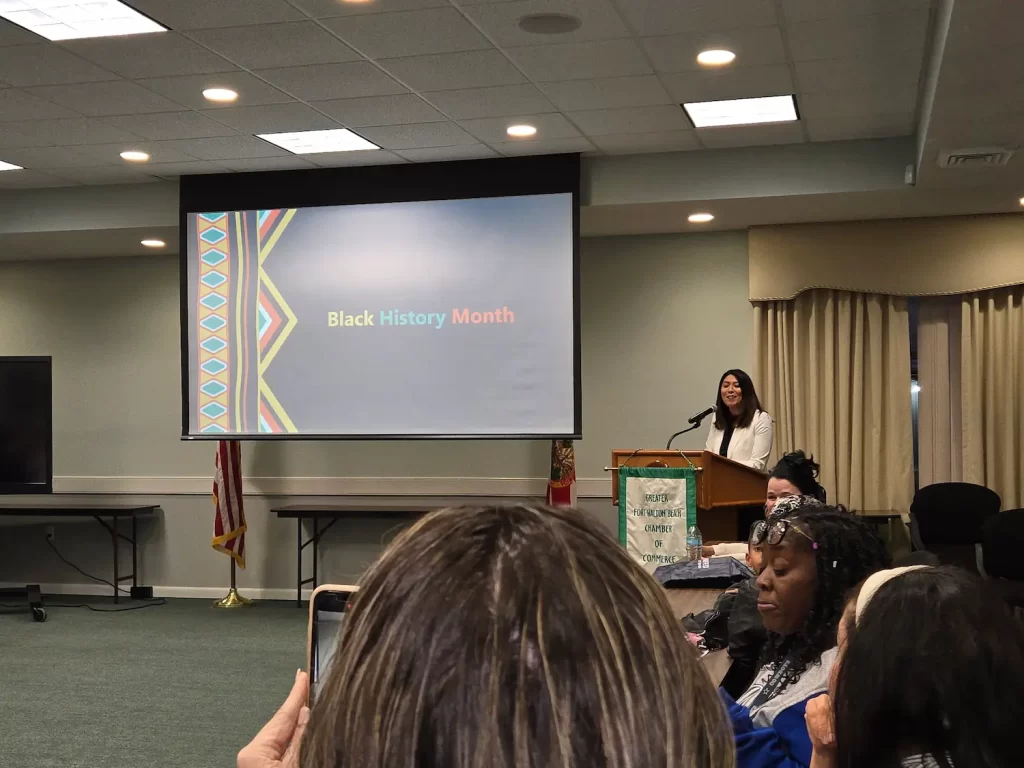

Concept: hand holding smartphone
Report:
left=307, top=584, right=359, bottom=706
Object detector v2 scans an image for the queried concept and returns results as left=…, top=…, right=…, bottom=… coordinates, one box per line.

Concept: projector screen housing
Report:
left=179, top=154, right=581, bottom=441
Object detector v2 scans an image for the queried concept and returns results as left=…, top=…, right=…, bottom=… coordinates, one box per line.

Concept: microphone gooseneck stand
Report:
left=666, top=422, right=704, bottom=450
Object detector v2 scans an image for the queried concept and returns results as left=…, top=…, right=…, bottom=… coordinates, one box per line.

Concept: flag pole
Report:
left=214, top=559, right=253, bottom=608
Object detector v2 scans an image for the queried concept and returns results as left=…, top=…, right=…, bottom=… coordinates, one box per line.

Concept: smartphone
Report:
left=307, top=584, right=359, bottom=705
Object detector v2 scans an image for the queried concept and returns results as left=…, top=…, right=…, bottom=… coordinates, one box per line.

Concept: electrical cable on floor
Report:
left=1, top=537, right=168, bottom=614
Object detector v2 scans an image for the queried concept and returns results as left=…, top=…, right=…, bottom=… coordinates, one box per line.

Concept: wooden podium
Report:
left=610, top=450, right=768, bottom=541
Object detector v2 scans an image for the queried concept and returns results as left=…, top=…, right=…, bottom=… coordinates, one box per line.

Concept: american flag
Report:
left=546, top=439, right=577, bottom=507
left=212, top=440, right=246, bottom=569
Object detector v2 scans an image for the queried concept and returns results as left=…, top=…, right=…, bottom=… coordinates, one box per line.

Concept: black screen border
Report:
left=0, top=356, right=53, bottom=495
left=179, top=154, right=581, bottom=441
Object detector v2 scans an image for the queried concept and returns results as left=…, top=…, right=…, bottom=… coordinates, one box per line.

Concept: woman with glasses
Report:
left=723, top=506, right=890, bottom=768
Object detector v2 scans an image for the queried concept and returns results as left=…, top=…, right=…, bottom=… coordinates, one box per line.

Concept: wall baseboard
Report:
left=51, top=475, right=611, bottom=498
left=0, top=581, right=312, bottom=602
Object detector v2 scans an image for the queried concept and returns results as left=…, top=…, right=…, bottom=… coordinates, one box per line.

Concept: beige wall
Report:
left=0, top=231, right=752, bottom=595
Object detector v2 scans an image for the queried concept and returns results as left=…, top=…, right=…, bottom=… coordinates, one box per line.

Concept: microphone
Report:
left=687, top=405, right=716, bottom=425
left=666, top=406, right=716, bottom=450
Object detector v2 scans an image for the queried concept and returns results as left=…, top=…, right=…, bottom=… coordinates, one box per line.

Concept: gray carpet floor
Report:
left=0, top=597, right=307, bottom=768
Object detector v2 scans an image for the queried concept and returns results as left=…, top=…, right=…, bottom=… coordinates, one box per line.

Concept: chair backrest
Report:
left=910, top=482, right=1001, bottom=546
left=982, top=509, right=1024, bottom=580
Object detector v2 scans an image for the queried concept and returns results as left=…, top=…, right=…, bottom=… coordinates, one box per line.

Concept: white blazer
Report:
left=705, top=409, right=774, bottom=471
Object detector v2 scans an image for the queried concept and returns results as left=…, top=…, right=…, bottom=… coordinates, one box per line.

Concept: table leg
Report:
left=132, top=513, right=139, bottom=589
left=112, top=516, right=119, bottom=604
left=312, top=517, right=319, bottom=593
left=297, top=517, right=303, bottom=608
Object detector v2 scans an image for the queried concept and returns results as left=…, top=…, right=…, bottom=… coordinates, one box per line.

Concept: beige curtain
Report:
left=961, top=286, right=1024, bottom=509
left=755, top=289, right=914, bottom=514
left=917, top=299, right=963, bottom=486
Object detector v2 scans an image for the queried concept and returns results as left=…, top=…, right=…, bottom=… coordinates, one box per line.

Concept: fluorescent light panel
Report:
left=257, top=129, right=379, bottom=155
left=0, top=160, right=24, bottom=171
left=684, top=95, right=798, bottom=128
left=0, top=1, right=166, bottom=42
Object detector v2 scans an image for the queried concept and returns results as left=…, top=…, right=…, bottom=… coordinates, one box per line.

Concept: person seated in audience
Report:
left=709, top=451, right=827, bottom=559
left=805, top=565, right=1024, bottom=768
left=238, top=504, right=735, bottom=768
left=723, top=505, right=890, bottom=768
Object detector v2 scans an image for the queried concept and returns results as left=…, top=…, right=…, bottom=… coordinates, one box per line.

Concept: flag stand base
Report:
left=214, top=561, right=252, bottom=609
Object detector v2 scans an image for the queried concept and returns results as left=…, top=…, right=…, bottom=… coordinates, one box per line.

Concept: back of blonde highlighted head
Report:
left=301, top=504, right=734, bottom=768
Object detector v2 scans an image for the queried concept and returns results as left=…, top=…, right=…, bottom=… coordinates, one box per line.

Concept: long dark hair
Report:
left=834, top=567, right=1024, bottom=768
left=760, top=506, right=890, bottom=691
left=713, top=368, right=762, bottom=429
left=769, top=451, right=826, bottom=501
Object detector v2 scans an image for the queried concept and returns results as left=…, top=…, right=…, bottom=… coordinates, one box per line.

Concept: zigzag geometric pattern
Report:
left=256, top=209, right=299, bottom=433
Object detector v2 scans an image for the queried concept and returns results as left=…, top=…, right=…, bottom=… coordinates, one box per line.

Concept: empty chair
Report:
left=982, top=509, right=1024, bottom=612
left=910, top=482, right=1001, bottom=573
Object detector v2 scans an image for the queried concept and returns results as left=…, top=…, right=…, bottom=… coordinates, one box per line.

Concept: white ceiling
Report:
left=0, top=0, right=934, bottom=187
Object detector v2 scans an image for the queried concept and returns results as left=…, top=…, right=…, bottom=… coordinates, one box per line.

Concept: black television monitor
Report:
left=0, top=356, right=53, bottom=494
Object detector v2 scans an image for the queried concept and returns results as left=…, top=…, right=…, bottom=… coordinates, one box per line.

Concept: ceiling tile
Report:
left=379, top=50, right=527, bottom=91
left=422, top=84, right=554, bottom=119
left=154, top=136, right=290, bottom=160
left=799, top=85, right=919, bottom=119
left=24, top=81, right=185, bottom=117
left=795, top=55, right=923, bottom=94
left=356, top=121, right=479, bottom=149
left=786, top=10, right=930, bottom=62
left=396, top=145, right=500, bottom=162
left=322, top=8, right=490, bottom=59
left=661, top=65, right=794, bottom=103
left=304, top=150, right=407, bottom=166
left=0, top=45, right=119, bottom=87
left=199, top=103, right=339, bottom=133
left=136, top=72, right=294, bottom=110
left=780, top=0, right=931, bottom=24
left=0, top=170, right=76, bottom=188
left=806, top=112, right=915, bottom=142
left=312, top=94, right=446, bottom=127
left=256, top=62, right=406, bottom=101
left=696, top=122, right=805, bottom=148
left=0, top=118, right=143, bottom=148
left=504, top=39, right=651, bottom=82
left=0, top=19, right=41, bottom=46
left=145, top=160, right=231, bottom=176
left=128, top=0, right=305, bottom=29
left=61, top=34, right=235, bottom=79
left=458, top=113, right=580, bottom=143
left=569, top=104, right=690, bottom=135
left=590, top=130, right=701, bottom=154
left=0, top=146, right=102, bottom=169
left=45, top=166, right=161, bottom=185
left=0, top=88, right=80, bottom=122
left=70, top=142, right=202, bottom=165
left=292, top=0, right=451, bottom=17
left=188, top=22, right=360, bottom=70
left=642, top=26, right=786, bottom=74
left=461, top=0, right=632, bottom=47
left=491, top=136, right=594, bottom=155
left=538, top=75, right=671, bottom=111
left=614, top=0, right=778, bottom=36
left=101, top=112, right=239, bottom=141
left=217, top=157, right=319, bottom=172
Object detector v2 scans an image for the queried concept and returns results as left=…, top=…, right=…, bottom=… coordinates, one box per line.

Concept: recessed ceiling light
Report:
left=697, top=49, right=736, bottom=67
left=518, top=13, right=582, bottom=34
left=683, top=95, right=799, bottom=128
left=141, top=239, right=166, bottom=248
left=0, top=160, right=23, bottom=171
left=507, top=124, right=538, bottom=138
left=203, top=87, right=239, bottom=103
left=0, top=1, right=166, bottom=42
left=257, top=129, right=379, bottom=154
left=1019, top=196, right=1024, bottom=207
left=120, top=150, right=150, bottom=163
left=688, top=213, right=714, bottom=224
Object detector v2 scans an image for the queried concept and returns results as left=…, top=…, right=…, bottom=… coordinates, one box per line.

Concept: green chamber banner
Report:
left=618, top=466, right=698, bottom=573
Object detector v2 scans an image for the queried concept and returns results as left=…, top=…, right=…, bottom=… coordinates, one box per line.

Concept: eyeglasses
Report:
left=749, top=518, right=818, bottom=549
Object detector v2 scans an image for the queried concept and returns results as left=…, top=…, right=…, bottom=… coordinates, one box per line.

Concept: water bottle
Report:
left=686, top=524, right=703, bottom=563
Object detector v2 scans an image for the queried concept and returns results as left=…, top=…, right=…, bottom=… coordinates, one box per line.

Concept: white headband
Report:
left=854, top=566, right=931, bottom=625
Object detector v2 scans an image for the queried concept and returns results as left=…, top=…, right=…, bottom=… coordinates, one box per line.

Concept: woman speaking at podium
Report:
left=705, top=368, right=773, bottom=471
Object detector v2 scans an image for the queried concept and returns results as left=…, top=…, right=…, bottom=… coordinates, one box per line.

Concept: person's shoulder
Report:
left=754, top=410, right=773, bottom=425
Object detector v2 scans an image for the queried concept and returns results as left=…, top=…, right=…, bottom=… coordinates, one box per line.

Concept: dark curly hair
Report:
left=769, top=450, right=826, bottom=502
left=759, top=505, right=890, bottom=692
